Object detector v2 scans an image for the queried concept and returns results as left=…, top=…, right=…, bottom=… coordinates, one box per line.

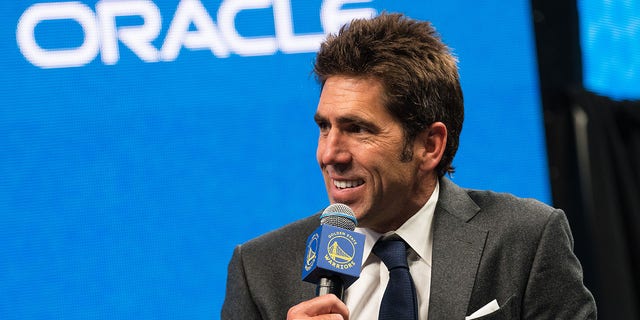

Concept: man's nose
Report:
left=319, top=130, right=352, bottom=166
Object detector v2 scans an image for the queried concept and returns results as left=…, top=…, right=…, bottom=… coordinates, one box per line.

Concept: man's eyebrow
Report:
left=313, top=113, right=373, bottom=125
left=336, top=114, right=377, bottom=127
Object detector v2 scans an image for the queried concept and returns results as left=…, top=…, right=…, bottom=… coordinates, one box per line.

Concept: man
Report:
left=222, top=13, right=596, bottom=319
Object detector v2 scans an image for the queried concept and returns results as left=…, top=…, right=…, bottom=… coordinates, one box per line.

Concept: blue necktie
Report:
left=373, top=237, right=418, bottom=320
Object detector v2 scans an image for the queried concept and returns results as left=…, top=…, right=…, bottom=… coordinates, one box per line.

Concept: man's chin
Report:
left=348, top=204, right=370, bottom=225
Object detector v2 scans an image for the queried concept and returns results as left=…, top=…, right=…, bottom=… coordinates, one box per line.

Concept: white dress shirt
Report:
left=344, top=181, right=439, bottom=320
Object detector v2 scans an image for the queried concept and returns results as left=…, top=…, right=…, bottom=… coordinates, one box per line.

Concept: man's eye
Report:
left=347, top=124, right=367, bottom=133
left=317, top=122, right=330, bottom=131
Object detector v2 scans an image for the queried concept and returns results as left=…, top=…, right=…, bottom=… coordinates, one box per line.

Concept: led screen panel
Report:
left=579, top=0, right=640, bottom=100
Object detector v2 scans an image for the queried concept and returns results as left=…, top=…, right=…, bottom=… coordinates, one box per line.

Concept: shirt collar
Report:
left=356, top=180, right=439, bottom=266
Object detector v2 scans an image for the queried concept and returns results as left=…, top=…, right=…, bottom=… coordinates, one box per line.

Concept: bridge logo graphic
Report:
left=326, top=235, right=356, bottom=267
left=304, top=233, right=319, bottom=272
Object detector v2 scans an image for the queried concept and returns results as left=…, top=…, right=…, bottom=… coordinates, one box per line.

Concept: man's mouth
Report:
left=333, top=179, right=364, bottom=189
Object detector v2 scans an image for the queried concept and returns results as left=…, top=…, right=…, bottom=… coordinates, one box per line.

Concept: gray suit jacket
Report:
left=221, top=178, right=596, bottom=319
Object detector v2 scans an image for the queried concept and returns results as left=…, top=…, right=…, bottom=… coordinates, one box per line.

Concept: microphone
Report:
left=302, top=203, right=365, bottom=299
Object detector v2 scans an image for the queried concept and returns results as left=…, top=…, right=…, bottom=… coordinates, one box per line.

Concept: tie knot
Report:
left=372, top=237, right=409, bottom=270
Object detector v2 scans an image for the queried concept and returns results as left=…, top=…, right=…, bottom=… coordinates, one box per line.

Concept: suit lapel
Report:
left=428, top=178, right=488, bottom=319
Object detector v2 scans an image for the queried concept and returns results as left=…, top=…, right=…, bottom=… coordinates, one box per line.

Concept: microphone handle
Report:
left=316, top=276, right=344, bottom=299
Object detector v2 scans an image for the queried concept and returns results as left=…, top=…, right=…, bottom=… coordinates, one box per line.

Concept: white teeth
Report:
left=333, top=179, right=364, bottom=189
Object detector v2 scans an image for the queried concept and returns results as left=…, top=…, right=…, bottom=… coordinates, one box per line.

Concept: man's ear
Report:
left=415, top=122, right=447, bottom=172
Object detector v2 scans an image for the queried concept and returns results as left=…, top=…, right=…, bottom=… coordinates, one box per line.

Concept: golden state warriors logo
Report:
left=304, top=233, right=319, bottom=272
left=324, top=231, right=357, bottom=270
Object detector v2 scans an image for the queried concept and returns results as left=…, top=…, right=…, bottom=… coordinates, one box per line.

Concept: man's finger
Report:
left=287, top=294, right=349, bottom=320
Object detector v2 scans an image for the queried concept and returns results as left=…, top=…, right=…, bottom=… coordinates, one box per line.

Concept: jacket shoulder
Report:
left=465, top=188, right=559, bottom=227
left=222, top=213, right=320, bottom=320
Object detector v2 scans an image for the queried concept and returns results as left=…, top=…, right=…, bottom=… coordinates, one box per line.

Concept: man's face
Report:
left=314, top=76, right=429, bottom=232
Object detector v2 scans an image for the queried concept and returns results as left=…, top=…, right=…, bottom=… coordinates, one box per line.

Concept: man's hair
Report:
left=313, top=13, right=464, bottom=177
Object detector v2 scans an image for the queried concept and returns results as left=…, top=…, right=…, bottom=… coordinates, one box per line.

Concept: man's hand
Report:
left=287, top=294, right=349, bottom=320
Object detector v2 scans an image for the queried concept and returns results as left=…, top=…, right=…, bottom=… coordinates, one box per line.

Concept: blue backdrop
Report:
left=1, top=1, right=550, bottom=319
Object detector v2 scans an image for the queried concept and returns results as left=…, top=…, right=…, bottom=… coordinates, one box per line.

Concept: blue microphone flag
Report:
left=302, top=224, right=365, bottom=287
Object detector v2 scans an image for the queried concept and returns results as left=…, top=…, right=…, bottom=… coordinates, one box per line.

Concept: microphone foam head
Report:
left=320, top=203, right=357, bottom=231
